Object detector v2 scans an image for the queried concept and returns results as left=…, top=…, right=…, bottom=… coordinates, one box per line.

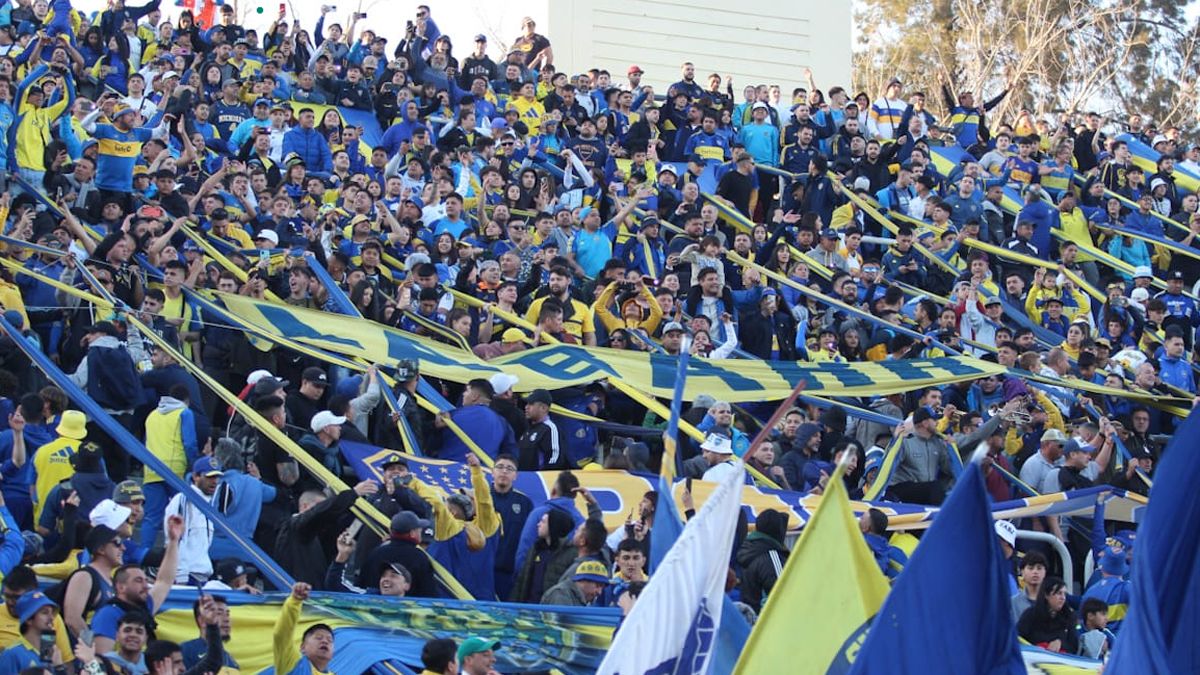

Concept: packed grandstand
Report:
left=0, top=1, right=1194, bottom=674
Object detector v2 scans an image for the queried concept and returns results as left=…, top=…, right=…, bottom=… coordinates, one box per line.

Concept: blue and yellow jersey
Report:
left=507, top=96, right=545, bottom=134
left=1004, top=156, right=1038, bottom=186
left=91, top=123, right=153, bottom=191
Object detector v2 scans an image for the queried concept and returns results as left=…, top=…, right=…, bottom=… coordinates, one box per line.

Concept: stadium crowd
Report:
left=0, top=0, right=1185, bottom=671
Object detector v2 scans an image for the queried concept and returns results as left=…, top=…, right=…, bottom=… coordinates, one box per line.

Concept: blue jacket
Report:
left=209, top=469, right=277, bottom=561
left=492, top=488, right=534, bottom=582
left=863, top=532, right=907, bottom=579
left=514, top=496, right=583, bottom=577
left=438, top=405, right=518, bottom=463
left=282, top=127, right=332, bottom=177
left=0, top=505, right=24, bottom=577
left=1158, top=354, right=1195, bottom=393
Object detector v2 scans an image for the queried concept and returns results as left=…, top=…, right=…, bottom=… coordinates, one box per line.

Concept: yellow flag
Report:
left=733, top=473, right=890, bottom=673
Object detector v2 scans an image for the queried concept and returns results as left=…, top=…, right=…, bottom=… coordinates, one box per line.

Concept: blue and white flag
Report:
left=596, top=460, right=745, bottom=675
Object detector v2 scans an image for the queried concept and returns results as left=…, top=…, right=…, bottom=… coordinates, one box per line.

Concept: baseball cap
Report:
left=474, top=33, right=487, bottom=42
left=1100, top=546, right=1128, bottom=576
left=192, top=456, right=224, bottom=477
left=525, top=389, right=553, bottom=406
left=458, top=637, right=501, bottom=661
left=390, top=510, right=432, bottom=533
left=489, top=373, right=519, bottom=396
left=90, top=499, right=132, bottom=530
left=700, top=433, right=733, bottom=455
left=501, top=328, right=526, bottom=344
left=662, top=321, right=685, bottom=334
left=751, top=101, right=769, bottom=111
left=254, top=98, right=271, bottom=108
left=573, top=559, right=611, bottom=583
left=310, top=410, right=347, bottom=433
left=1168, top=269, right=1185, bottom=281
left=1063, top=440, right=1088, bottom=457
left=380, top=452, right=408, bottom=469
left=213, top=559, right=247, bottom=584
left=628, top=65, right=644, bottom=75
left=253, top=376, right=288, bottom=396
left=1040, top=428, right=1068, bottom=444
left=303, top=366, right=330, bottom=385
left=395, top=358, right=419, bottom=381
left=912, top=407, right=936, bottom=424
left=113, top=480, right=144, bottom=505
left=1151, top=134, right=1168, bottom=146
left=256, top=229, right=279, bottom=245
left=820, top=228, right=838, bottom=239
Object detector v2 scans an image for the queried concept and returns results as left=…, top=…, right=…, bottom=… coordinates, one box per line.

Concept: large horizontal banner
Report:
left=342, top=441, right=1147, bottom=533
left=153, top=587, right=618, bottom=675
left=218, top=293, right=1007, bottom=402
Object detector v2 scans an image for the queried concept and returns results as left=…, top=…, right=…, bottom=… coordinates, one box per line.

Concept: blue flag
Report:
left=846, top=466, right=1024, bottom=675
left=1107, top=408, right=1200, bottom=674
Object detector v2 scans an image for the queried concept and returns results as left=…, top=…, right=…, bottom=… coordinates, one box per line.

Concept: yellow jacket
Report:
left=594, top=282, right=663, bottom=334
left=1025, top=283, right=1090, bottom=325
left=1003, top=390, right=1065, bottom=457
left=411, top=465, right=500, bottom=548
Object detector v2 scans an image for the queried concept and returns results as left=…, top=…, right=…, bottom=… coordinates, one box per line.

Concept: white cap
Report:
left=1149, top=177, right=1166, bottom=191
left=161, top=70, right=180, bottom=80
left=90, top=499, right=132, bottom=531
left=1131, top=287, right=1150, bottom=303
left=489, top=373, right=519, bottom=396
left=1151, top=134, right=1168, bottom=146
left=700, top=433, right=734, bottom=455
left=246, top=369, right=274, bottom=385
left=751, top=101, right=769, bottom=111
left=994, top=519, right=1017, bottom=548
left=256, top=230, right=279, bottom=245
left=852, top=176, right=871, bottom=192
left=1132, top=265, right=1154, bottom=279
left=311, top=410, right=347, bottom=433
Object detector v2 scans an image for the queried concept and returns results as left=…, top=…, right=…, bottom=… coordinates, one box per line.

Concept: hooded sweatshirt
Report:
left=144, top=396, right=197, bottom=483
left=780, top=423, right=821, bottom=490
left=736, top=509, right=789, bottom=612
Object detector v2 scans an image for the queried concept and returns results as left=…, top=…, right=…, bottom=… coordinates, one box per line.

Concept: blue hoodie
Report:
left=514, top=496, right=583, bottom=576
left=863, top=532, right=907, bottom=579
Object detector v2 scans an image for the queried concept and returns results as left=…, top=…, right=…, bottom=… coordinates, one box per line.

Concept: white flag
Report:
left=597, top=462, right=746, bottom=675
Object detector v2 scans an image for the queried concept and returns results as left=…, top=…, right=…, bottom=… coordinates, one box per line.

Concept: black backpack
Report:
left=44, top=566, right=106, bottom=622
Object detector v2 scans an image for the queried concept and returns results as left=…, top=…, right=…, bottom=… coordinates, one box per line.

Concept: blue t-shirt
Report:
left=572, top=222, right=617, bottom=278
left=91, top=598, right=157, bottom=639
left=431, top=217, right=471, bottom=240
left=91, top=124, right=153, bottom=192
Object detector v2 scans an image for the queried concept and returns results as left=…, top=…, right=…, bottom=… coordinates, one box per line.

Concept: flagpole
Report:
left=745, top=378, right=808, bottom=457
left=661, top=337, right=693, bottom=483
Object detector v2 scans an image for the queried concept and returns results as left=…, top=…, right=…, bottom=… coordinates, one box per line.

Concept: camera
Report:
left=354, top=12, right=367, bottom=19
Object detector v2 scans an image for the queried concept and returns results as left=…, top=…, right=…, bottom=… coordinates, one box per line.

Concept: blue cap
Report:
left=761, top=287, right=777, bottom=297
left=15, top=591, right=56, bottom=624
left=404, top=196, right=424, bottom=210
left=820, top=229, right=838, bottom=239
left=182, top=240, right=201, bottom=252
left=16, top=21, right=37, bottom=36
left=192, top=456, right=223, bottom=477
left=578, top=206, right=594, bottom=220
left=1112, top=530, right=1136, bottom=551
left=1100, top=546, right=1128, bottom=576
left=336, top=375, right=364, bottom=398
left=254, top=98, right=272, bottom=108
